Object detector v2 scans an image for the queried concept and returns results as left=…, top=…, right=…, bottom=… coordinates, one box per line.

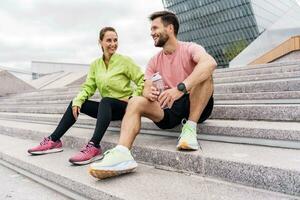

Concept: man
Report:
left=89, top=11, right=217, bottom=179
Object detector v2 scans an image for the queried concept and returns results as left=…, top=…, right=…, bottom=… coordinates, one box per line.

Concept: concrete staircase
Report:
left=0, top=61, right=299, bottom=199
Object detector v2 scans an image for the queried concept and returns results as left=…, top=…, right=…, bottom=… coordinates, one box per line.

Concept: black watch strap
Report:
left=177, top=82, right=187, bottom=94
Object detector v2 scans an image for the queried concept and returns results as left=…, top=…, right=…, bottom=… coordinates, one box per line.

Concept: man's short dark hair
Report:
left=149, top=10, right=179, bottom=36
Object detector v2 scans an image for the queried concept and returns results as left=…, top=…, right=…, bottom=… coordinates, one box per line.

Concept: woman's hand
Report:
left=72, top=106, right=80, bottom=120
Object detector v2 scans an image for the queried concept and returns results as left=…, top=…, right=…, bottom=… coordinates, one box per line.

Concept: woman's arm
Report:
left=72, top=64, right=97, bottom=108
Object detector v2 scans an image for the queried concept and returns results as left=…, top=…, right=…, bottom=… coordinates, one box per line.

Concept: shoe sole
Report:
left=177, top=141, right=198, bottom=151
left=88, top=167, right=137, bottom=179
left=69, top=154, right=104, bottom=165
left=28, top=148, right=63, bottom=155
left=88, top=162, right=138, bottom=179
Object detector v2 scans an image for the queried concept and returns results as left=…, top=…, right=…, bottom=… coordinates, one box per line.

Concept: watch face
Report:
left=178, top=83, right=185, bottom=92
left=179, top=83, right=184, bottom=91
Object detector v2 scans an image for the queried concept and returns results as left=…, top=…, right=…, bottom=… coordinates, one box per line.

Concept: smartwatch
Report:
left=177, top=82, right=187, bottom=94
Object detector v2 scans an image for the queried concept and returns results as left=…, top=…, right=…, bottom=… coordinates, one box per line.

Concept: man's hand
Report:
left=143, top=80, right=160, bottom=101
left=158, top=88, right=184, bottom=109
left=72, top=106, right=80, bottom=120
left=145, top=86, right=160, bottom=101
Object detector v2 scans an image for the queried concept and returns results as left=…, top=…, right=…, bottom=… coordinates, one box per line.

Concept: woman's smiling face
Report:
left=100, top=31, right=118, bottom=56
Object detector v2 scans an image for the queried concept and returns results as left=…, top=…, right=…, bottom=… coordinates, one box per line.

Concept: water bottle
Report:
left=151, top=72, right=165, bottom=94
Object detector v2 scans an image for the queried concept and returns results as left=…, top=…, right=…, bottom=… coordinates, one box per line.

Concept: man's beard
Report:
left=155, top=33, right=169, bottom=47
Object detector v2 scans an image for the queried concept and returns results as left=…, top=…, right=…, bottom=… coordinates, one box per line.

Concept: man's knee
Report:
left=190, top=77, right=213, bottom=94
left=127, top=96, right=149, bottom=112
left=196, top=76, right=213, bottom=87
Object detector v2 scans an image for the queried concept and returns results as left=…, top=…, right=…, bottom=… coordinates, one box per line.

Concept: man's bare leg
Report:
left=118, top=96, right=164, bottom=149
left=117, top=78, right=213, bottom=150
left=189, top=76, right=214, bottom=122
left=177, top=77, right=214, bottom=150
left=89, top=96, right=164, bottom=179
left=89, top=79, right=214, bottom=178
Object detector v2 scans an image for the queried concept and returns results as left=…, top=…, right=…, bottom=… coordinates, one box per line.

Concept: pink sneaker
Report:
left=69, top=142, right=103, bottom=165
left=28, top=137, right=63, bottom=155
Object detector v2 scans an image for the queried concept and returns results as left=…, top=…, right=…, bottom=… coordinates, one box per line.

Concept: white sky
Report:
left=0, top=0, right=164, bottom=71
left=1, top=0, right=300, bottom=72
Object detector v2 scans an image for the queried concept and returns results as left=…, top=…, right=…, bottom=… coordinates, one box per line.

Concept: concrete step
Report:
left=0, top=98, right=98, bottom=105
left=0, top=94, right=77, bottom=102
left=0, top=89, right=79, bottom=100
left=2, top=71, right=299, bottom=101
left=0, top=98, right=300, bottom=107
left=0, top=78, right=299, bottom=103
left=0, top=135, right=297, bottom=200
left=16, top=90, right=79, bottom=98
left=20, top=77, right=300, bottom=99
left=215, top=99, right=300, bottom=105
left=2, top=98, right=300, bottom=106
left=214, top=65, right=300, bottom=78
left=214, top=62, right=300, bottom=77
left=0, top=162, right=72, bottom=200
left=214, top=91, right=300, bottom=100
left=1, top=91, right=299, bottom=104
left=0, top=93, right=100, bottom=103
left=0, top=103, right=298, bottom=121
left=211, top=104, right=300, bottom=121
left=215, top=78, right=300, bottom=94
left=0, top=119, right=299, bottom=197
left=216, top=61, right=300, bottom=72
left=5, top=71, right=300, bottom=100
left=0, top=112, right=299, bottom=149
left=0, top=63, right=299, bottom=100
left=0, top=86, right=80, bottom=99
left=214, top=71, right=300, bottom=84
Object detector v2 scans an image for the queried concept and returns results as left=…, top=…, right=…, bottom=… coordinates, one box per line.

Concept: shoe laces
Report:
left=103, top=147, right=117, bottom=156
left=180, top=119, right=202, bottom=150
left=102, top=147, right=122, bottom=161
left=180, top=119, right=196, bottom=138
left=40, top=137, right=51, bottom=146
left=80, top=143, right=94, bottom=154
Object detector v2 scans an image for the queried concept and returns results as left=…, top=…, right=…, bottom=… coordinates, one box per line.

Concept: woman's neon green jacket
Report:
left=72, top=53, right=144, bottom=108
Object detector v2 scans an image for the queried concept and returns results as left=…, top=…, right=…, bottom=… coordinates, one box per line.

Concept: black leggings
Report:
left=49, top=97, right=127, bottom=147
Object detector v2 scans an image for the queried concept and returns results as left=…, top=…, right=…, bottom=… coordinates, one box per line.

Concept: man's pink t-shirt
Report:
left=145, top=41, right=207, bottom=88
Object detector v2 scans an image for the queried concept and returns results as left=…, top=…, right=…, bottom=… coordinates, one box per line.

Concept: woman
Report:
left=28, top=27, right=144, bottom=165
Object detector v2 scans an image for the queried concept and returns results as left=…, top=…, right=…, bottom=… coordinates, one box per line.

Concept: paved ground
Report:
left=0, top=164, right=71, bottom=200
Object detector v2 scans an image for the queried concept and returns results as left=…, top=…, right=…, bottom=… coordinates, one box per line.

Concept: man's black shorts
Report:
left=154, top=94, right=214, bottom=129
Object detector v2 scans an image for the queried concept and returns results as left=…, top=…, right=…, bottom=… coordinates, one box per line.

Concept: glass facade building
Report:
left=162, top=0, right=298, bottom=67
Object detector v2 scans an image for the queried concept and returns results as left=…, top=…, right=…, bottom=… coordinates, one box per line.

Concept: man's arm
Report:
left=183, top=52, right=217, bottom=91
left=158, top=52, right=217, bottom=109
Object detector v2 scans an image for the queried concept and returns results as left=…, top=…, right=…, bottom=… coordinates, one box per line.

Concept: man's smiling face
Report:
left=150, top=17, right=170, bottom=47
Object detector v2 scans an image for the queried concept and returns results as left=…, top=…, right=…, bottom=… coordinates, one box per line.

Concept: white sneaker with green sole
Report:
left=89, top=147, right=137, bottom=179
